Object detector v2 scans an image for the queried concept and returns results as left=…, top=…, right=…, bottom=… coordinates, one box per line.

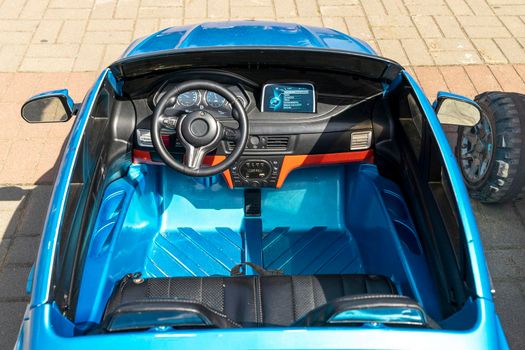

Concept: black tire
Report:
left=456, top=92, right=525, bottom=203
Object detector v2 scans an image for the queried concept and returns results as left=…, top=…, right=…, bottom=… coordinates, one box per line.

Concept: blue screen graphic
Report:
left=262, top=83, right=315, bottom=113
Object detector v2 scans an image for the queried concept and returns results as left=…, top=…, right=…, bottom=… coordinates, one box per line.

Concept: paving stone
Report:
left=464, top=25, right=512, bottom=39
left=83, top=31, right=132, bottom=45
left=0, top=266, right=31, bottom=299
left=434, top=16, right=466, bottom=38
left=0, top=302, right=26, bottom=350
left=0, top=45, right=26, bottom=72
left=472, top=201, right=525, bottom=249
left=439, top=66, right=477, bottom=97
left=492, top=281, right=525, bottom=350
left=295, top=0, right=319, bottom=17
left=494, top=38, right=525, bottom=64
left=376, top=39, right=409, bottom=66
left=57, top=20, right=87, bottom=44
left=345, top=16, right=373, bottom=40
left=430, top=50, right=482, bottom=65
left=5, top=236, right=40, bottom=265
left=515, top=200, right=525, bottom=221
left=445, top=0, right=473, bottom=16
left=17, top=186, right=52, bottom=236
left=490, top=65, right=525, bottom=93
left=0, top=238, right=11, bottom=264
left=322, top=17, right=347, bottom=34
left=472, top=39, right=508, bottom=64
left=73, top=44, right=105, bottom=72
left=320, top=5, right=362, bottom=17
left=499, top=16, right=525, bottom=37
left=372, top=26, right=420, bottom=40
left=412, top=66, right=448, bottom=98
left=230, top=6, right=275, bottom=19
left=464, top=65, right=503, bottom=92
left=274, top=0, right=297, bottom=17
left=412, top=16, right=442, bottom=39
left=0, top=210, right=21, bottom=240
left=485, top=249, right=525, bottom=280
left=115, top=0, right=139, bottom=19
left=402, top=38, right=434, bottom=66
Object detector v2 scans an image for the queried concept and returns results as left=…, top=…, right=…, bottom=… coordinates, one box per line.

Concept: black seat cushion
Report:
left=103, top=274, right=397, bottom=328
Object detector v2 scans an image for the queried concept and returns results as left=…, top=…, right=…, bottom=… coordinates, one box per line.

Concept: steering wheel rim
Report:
left=151, top=80, right=249, bottom=177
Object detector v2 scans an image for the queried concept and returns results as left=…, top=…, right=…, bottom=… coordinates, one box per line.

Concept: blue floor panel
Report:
left=146, top=227, right=243, bottom=277
left=262, top=227, right=363, bottom=275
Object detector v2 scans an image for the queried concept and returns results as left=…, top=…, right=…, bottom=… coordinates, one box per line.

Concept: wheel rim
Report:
left=459, top=113, right=494, bottom=185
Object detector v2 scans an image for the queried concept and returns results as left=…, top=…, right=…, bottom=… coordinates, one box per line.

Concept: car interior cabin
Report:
left=50, top=49, right=478, bottom=335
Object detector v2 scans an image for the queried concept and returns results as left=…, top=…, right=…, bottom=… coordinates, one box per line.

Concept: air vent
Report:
left=225, top=135, right=290, bottom=152
left=266, top=136, right=289, bottom=150
left=350, top=131, right=372, bottom=150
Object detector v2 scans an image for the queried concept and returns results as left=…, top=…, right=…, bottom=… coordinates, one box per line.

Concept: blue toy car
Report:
left=16, top=21, right=515, bottom=349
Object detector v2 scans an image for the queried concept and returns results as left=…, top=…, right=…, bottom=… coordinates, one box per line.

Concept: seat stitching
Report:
left=257, top=277, right=263, bottom=324
left=252, top=278, right=258, bottom=324
left=200, top=278, right=203, bottom=304
left=290, top=276, right=297, bottom=321
left=310, top=276, right=316, bottom=308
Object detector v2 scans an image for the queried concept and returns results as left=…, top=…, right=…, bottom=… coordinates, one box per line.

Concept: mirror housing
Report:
left=21, top=89, right=75, bottom=123
left=433, top=91, right=481, bottom=127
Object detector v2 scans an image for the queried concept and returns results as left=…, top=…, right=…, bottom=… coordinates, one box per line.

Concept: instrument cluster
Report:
left=154, top=85, right=248, bottom=118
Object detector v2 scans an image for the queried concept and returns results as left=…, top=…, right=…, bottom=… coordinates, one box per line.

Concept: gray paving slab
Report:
left=492, top=281, right=525, bottom=349
left=17, top=186, right=52, bottom=236
left=5, top=236, right=39, bottom=265
left=0, top=302, right=26, bottom=350
left=472, top=200, right=525, bottom=249
left=0, top=266, right=31, bottom=300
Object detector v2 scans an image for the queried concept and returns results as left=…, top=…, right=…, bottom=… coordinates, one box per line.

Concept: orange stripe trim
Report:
left=276, top=150, right=373, bottom=188
left=132, top=150, right=233, bottom=188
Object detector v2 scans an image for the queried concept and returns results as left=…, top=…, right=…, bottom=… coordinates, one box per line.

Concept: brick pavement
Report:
left=1, top=0, right=525, bottom=70
left=1, top=0, right=525, bottom=349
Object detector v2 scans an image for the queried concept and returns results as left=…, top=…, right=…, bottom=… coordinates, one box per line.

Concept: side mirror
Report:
left=433, top=91, right=481, bottom=127
left=21, top=89, right=75, bottom=123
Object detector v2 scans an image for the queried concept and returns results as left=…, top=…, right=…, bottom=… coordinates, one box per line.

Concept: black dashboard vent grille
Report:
left=266, top=136, right=289, bottom=150
left=225, top=136, right=290, bottom=152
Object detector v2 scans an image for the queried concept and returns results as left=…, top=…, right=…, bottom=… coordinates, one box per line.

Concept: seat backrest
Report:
left=103, top=274, right=397, bottom=329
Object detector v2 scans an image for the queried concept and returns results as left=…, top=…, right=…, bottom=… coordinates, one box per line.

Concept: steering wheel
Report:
left=151, top=80, right=249, bottom=177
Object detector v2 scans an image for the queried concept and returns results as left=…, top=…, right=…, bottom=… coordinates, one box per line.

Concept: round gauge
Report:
left=177, top=90, right=199, bottom=107
left=206, top=91, right=226, bottom=108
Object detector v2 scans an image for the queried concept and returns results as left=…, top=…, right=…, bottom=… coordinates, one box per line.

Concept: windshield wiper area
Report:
left=293, top=295, right=440, bottom=329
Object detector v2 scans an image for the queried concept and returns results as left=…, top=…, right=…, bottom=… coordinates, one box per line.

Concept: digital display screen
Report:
left=262, top=83, right=315, bottom=113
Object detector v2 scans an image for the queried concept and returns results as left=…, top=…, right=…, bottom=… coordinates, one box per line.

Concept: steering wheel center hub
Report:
left=180, top=111, right=218, bottom=147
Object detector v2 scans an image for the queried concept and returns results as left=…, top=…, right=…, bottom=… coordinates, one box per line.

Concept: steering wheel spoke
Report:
left=184, top=144, right=208, bottom=169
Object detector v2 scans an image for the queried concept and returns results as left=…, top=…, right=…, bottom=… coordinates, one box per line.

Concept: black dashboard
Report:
left=131, top=69, right=380, bottom=188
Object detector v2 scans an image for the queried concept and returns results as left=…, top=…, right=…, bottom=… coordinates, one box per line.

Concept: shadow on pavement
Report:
left=0, top=143, right=64, bottom=349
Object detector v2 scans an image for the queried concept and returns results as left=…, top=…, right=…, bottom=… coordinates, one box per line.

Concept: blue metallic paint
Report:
left=124, top=21, right=376, bottom=58
left=16, top=21, right=509, bottom=350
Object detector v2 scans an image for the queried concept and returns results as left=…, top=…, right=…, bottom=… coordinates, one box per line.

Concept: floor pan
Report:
left=263, top=227, right=363, bottom=274
left=145, top=225, right=363, bottom=277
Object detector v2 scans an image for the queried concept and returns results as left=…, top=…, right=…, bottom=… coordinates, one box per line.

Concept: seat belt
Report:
left=230, top=262, right=283, bottom=276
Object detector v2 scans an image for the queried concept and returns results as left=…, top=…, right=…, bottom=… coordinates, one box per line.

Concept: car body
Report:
left=16, top=21, right=508, bottom=349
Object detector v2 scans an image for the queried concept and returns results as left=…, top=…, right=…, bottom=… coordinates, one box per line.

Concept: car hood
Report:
left=123, top=21, right=376, bottom=58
